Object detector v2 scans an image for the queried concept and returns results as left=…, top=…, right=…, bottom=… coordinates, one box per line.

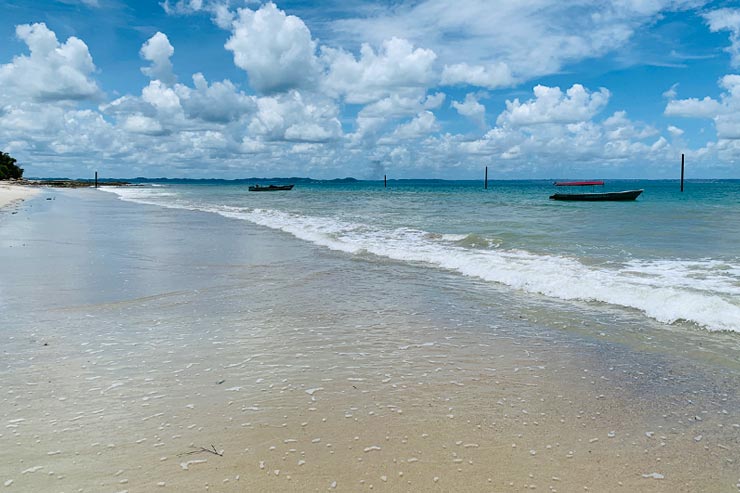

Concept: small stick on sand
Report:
left=178, top=444, right=223, bottom=457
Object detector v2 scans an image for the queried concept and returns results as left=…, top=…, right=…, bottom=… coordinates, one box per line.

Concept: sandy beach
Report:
left=1, top=188, right=738, bottom=492
left=0, top=183, right=38, bottom=209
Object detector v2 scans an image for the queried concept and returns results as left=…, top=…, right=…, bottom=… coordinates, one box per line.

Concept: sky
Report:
left=1, top=0, right=740, bottom=179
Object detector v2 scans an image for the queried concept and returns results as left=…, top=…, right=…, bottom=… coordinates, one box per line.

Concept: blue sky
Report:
left=1, top=0, right=739, bottom=179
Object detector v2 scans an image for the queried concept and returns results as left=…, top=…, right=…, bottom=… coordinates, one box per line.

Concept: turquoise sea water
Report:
left=108, top=179, right=740, bottom=333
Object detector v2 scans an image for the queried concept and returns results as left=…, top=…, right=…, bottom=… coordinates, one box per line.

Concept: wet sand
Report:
left=1, top=189, right=738, bottom=492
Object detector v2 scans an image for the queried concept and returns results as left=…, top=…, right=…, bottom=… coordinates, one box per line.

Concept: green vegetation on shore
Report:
left=0, top=151, right=23, bottom=180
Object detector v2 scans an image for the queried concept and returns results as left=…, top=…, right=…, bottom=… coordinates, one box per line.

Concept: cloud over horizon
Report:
left=0, top=2, right=739, bottom=178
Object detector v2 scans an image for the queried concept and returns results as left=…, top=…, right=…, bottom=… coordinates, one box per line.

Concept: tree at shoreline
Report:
left=0, top=151, right=24, bottom=180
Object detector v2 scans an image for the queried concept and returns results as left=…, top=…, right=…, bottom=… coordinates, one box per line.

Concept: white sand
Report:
left=0, top=183, right=38, bottom=208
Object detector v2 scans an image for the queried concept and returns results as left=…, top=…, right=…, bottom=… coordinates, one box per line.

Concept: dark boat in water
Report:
left=549, top=181, right=643, bottom=201
left=248, top=184, right=294, bottom=192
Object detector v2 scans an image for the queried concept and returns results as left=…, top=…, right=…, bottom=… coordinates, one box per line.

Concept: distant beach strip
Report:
left=0, top=183, right=38, bottom=209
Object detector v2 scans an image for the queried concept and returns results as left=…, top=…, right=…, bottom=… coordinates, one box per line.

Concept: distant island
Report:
left=121, top=176, right=360, bottom=184
left=18, top=179, right=131, bottom=188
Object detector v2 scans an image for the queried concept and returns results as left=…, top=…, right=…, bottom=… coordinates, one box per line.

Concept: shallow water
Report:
left=1, top=189, right=739, bottom=492
left=108, top=180, right=740, bottom=333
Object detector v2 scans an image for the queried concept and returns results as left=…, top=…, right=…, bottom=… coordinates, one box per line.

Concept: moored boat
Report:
left=248, top=184, right=294, bottom=192
left=549, top=181, right=642, bottom=201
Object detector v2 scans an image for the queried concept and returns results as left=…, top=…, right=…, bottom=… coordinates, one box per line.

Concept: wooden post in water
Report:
left=680, top=154, right=684, bottom=192
left=95, top=171, right=98, bottom=188
left=484, top=166, right=488, bottom=189
left=384, top=174, right=387, bottom=188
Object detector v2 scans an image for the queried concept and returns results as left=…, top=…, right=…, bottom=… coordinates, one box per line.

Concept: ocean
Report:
left=108, top=179, right=740, bottom=334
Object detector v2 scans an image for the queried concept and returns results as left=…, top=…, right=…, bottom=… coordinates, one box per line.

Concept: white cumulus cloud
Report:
left=330, top=0, right=708, bottom=88
left=497, top=84, right=610, bottom=126
left=417, top=83, right=675, bottom=177
left=350, top=92, right=444, bottom=144
left=248, top=91, right=342, bottom=142
left=161, top=0, right=205, bottom=15
left=142, top=80, right=182, bottom=115
left=441, top=62, right=514, bottom=89
left=603, top=111, right=658, bottom=140
left=452, top=93, right=486, bottom=128
left=664, top=96, right=723, bottom=118
left=0, top=23, right=99, bottom=103
left=321, top=37, right=437, bottom=104
left=122, top=115, right=169, bottom=136
left=379, top=110, right=439, bottom=144
left=704, top=8, right=740, bottom=67
left=225, top=2, right=321, bottom=93
left=175, top=73, right=255, bottom=123
left=140, top=32, right=176, bottom=85
left=664, top=75, right=740, bottom=140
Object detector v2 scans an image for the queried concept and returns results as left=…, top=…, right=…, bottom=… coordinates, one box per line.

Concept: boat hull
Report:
left=248, top=184, right=294, bottom=191
left=549, top=189, right=643, bottom=201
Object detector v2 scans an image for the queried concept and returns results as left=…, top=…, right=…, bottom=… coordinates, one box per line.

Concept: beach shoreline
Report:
left=1, top=188, right=738, bottom=492
left=0, top=182, right=39, bottom=209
